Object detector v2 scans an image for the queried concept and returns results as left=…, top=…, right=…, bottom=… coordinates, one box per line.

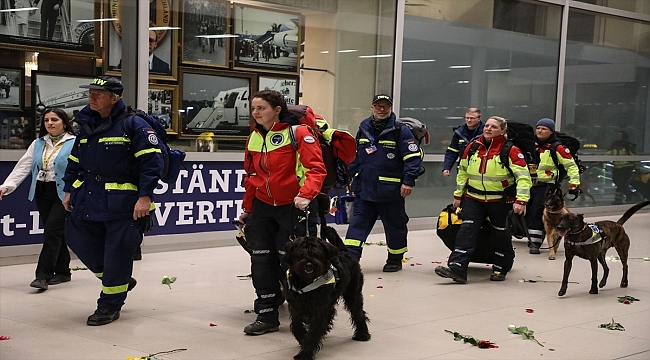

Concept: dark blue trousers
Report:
left=344, top=197, right=409, bottom=261
left=65, top=216, right=141, bottom=311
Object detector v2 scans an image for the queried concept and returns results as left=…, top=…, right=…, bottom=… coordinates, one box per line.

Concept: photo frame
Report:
left=181, top=0, right=230, bottom=68
left=258, top=75, right=298, bottom=106
left=104, top=0, right=178, bottom=80
left=0, top=67, right=24, bottom=110
left=232, top=4, right=301, bottom=74
left=31, top=71, right=93, bottom=136
left=0, top=0, right=97, bottom=55
left=179, top=67, right=256, bottom=138
left=148, top=84, right=178, bottom=135
left=0, top=109, right=30, bottom=149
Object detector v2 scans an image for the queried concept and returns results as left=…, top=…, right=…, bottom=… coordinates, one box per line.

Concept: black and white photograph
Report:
left=233, top=5, right=300, bottom=74
left=105, top=0, right=176, bottom=79
left=148, top=84, right=177, bottom=134
left=0, top=0, right=96, bottom=53
left=180, top=69, right=254, bottom=137
left=0, top=68, right=23, bottom=109
left=181, top=0, right=229, bottom=68
left=0, top=111, right=30, bottom=149
left=31, top=71, right=93, bottom=135
left=259, top=75, right=298, bottom=106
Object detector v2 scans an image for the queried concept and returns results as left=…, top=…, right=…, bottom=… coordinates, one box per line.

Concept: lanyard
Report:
left=42, top=140, right=65, bottom=170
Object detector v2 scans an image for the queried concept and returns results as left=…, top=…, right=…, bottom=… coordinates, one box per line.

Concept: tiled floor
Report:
left=1, top=213, right=649, bottom=360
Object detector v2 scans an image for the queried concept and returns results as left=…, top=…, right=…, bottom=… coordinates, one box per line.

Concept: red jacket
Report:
left=242, top=119, right=326, bottom=213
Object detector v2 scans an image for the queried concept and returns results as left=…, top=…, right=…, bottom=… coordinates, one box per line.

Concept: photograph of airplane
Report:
left=233, top=6, right=299, bottom=73
left=259, top=76, right=297, bottom=106
left=32, top=73, right=94, bottom=132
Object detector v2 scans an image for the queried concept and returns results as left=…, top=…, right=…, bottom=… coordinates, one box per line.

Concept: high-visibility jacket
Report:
left=454, top=135, right=531, bottom=205
left=63, top=100, right=164, bottom=221
left=242, top=114, right=326, bottom=213
left=607, top=141, right=636, bottom=169
left=537, top=142, right=580, bottom=187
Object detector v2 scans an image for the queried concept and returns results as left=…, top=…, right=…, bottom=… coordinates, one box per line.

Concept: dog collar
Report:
left=287, top=264, right=338, bottom=294
left=565, top=223, right=604, bottom=246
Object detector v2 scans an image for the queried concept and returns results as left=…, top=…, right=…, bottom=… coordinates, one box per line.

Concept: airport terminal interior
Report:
left=1, top=0, right=649, bottom=359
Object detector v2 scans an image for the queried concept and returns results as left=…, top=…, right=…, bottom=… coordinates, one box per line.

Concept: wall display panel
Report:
left=0, top=110, right=29, bottom=149
left=31, top=71, right=93, bottom=136
left=179, top=68, right=255, bottom=138
left=181, top=0, right=230, bottom=68
left=104, top=0, right=177, bottom=80
left=148, top=84, right=178, bottom=135
left=258, top=75, right=298, bottom=106
left=0, top=68, right=24, bottom=110
left=0, top=0, right=97, bottom=54
left=232, top=4, right=300, bottom=74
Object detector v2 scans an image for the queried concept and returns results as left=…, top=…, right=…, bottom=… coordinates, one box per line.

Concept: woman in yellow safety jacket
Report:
left=435, top=116, right=532, bottom=284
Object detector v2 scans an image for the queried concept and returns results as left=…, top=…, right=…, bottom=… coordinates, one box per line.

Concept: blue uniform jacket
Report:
left=63, top=100, right=164, bottom=221
left=349, top=113, right=422, bottom=202
left=443, top=121, right=484, bottom=171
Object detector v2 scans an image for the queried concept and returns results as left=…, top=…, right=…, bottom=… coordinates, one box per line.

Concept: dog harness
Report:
left=287, top=264, right=339, bottom=294
left=565, top=223, right=604, bottom=246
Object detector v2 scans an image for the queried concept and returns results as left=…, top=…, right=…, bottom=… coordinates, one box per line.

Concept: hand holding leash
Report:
left=294, top=196, right=311, bottom=210
left=568, top=187, right=583, bottom=201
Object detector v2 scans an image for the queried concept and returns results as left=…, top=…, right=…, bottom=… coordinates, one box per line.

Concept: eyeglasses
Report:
left=465, top=116, right=479, bottom=120
left=373, top=104, right=391, bottom=110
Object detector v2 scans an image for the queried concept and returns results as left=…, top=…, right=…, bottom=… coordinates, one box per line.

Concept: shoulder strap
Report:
left=548, top=141, right=561, bottom=169
left=289, top=125, right=299, bottom=150
left=500, top=141, right=515, bottom=178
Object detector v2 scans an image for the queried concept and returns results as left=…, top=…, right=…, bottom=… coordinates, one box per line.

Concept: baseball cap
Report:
left=79, top=76, right=124, bottom=96
left=372, top=94, right=393, bottom=105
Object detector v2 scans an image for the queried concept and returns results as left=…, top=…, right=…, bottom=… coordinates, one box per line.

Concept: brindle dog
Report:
left=556, top=200, right=650, bottom=296
left=543, top=186, right=570, bottom=260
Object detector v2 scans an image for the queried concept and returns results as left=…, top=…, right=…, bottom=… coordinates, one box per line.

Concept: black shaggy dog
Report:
left=282, top=226, right=370, bottom=360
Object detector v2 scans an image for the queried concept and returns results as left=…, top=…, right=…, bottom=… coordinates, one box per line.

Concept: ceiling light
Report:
left=197, top=34, right=239, bottom=38
left=338, top=49, right=358, bottom=53
left=76, top=18, right=118, bottom=23
left=457, top=80, right=469, bottom=83
left=449, top=65, right=471, bottom=69
left=0, top=7, right=37, bottom=12
left=485, top=68, right=511, bottom=72
left=320, top=51, right=329, bottom=54
left=359, top=54, right=392, bottom=58
left=402, top=59, right=435, bottom=63
left=150, top=26, right=181, bottom=30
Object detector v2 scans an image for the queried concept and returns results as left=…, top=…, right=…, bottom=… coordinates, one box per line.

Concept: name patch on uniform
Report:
left=148, top=134, right=159, bottom=145
left=408, top=143, right=419, bottom=152
left=270, top=133, right=284, bottom=146
left=387, top=153, right=395, bottom=159
left=303, top=135, right=315, bottom=144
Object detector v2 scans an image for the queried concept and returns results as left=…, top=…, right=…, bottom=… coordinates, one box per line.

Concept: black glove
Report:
left=138, top=215, right=154, bottom=234
left=568, top=187, right=583, bottom=200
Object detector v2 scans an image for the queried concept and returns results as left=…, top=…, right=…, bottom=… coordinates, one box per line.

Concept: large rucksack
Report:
left=394, top=117, right=429, bottom=176
left=123, top=106, right=186, bottom=184
left=436, top=204, right=494, bottom=264
left=549, top=132, right=585, bottom=184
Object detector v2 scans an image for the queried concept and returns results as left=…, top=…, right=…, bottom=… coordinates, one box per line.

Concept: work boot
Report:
left=243, top=320, right=280, bottom=335
left=30, top=279, right=48, bottom=290
left=490, top=271, right=507, bottom=281
left=128, top=277, right=137, bottom=291
left=529, top=244, right=541, bottom=254
left=48, top=274, right=71, bottom=285
left=382, top=260, right=402, bottom=272
left=434, top=266, right=467, bottom=284
left=87, top=308, right=120, bottom=326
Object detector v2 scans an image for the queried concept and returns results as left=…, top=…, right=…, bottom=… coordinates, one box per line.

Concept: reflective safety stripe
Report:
left=134, top=147, right=162, bottom=158
left=344, top=239, right=365, bottom=248
left=94, top=272, right=103, bottom=278
left=105, top=183, right=138, bottom=191
left=458, top=164, right=468, bottom=171
left=378, top=140, right=396, bottom=146
left=403, top=152, right=420, bottom=161
left=102, top=283, right=129, bottom=295
left=69, top=155, right=79, bottom=163
left=378, top=176, right=401, bottom=183
left=72, top=180, right=84, bottom=188
left=98, top=137, right=131, bottom=143
left=358, top=138, right=370, bottom=144
left=447, top=147, right=459, bottom=153
left=388, top=246, right=408, bottom=254
left=80, top=139, right=88, bottom=144
left=467, top=174, right=507, bottom=182
left=149, top=202, right=156, bottom=211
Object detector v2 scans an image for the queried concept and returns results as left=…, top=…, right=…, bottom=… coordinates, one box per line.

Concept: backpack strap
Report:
left=548, top=141, right=562, bottom=185
left=499, top=141, right=515, bottom=178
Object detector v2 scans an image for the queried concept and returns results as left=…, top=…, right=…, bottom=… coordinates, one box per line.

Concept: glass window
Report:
left=562, top=10, right=650, bottom=155
left=574, top=0, right=650, bottom=16
left=400, top=0, right=562, bottom=154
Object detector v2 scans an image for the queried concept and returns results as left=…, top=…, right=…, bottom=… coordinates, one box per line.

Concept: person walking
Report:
left=61, top=76, right=164, bottom=326
left=343, top=94, right=423, bottom=272
left=525, top=118, right=581, bottom=254
left=238, top=90, right=326, bottom=335
left=442, top=108, right=484, bottom=177
left=607, top=131, right=636, bottom=204
left=0, top=108, right=75, bottom=290
left=435, top=116, right=532, bottom=283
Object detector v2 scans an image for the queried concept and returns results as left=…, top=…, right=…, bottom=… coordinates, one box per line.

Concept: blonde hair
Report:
left=466, top=108, right=481, bottom=117
left=486, top=116, right=508, bottom=139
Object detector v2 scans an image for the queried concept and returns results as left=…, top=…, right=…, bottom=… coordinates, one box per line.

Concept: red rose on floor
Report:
left=478, top=340, right=498, bottom=348
left=623, top=300, right=631, bottom=304
left=526, top=308, right=534, bottom=313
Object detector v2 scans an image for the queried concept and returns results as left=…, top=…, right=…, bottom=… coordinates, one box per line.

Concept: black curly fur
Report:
left=282, top=226, right=370, bottom=360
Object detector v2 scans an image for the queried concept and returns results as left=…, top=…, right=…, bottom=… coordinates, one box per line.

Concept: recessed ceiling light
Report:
left=338, top=49, right=358, bottom=53
left=76, top=18, right=118, bottom=23
left=485, top=68, right=511, bottom=72
left=449, top=65, right=471, bottom=69
left=0, top=7, right=37, bottom=12
left=359, top=54, right=392, bottom=58
left=320, top=51, right=330, bottom=54
left=402, top=59, right=435, bottom=63
left=150, top=26, right=181, bottom=30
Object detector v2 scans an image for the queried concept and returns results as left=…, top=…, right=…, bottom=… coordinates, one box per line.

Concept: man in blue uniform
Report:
left=344, top=94, right=423, bottom=272
left=62, top=76, right=164, bottom=326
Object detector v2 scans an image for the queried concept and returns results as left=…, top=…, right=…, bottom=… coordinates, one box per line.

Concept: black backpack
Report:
left=549, top=132, right=585, bottom=184
left=394, top=117, right=429, bottom=176
left=123, top=106, right=186, bottom=184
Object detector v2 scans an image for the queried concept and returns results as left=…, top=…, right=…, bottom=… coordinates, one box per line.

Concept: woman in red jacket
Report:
left=238, top=90, right=326, bottom=335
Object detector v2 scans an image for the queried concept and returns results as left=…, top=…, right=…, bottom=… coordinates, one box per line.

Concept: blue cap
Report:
left=536, top=118, right=555, bottom=132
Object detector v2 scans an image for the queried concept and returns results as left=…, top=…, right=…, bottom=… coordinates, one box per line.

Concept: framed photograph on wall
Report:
left=0, top=0, right=97, bottom=55
left=31, top=71, right=93, bottom=136
left=148, top=84, right=178, bottom=135
left=104, top=0, right=177, bottom=80
left=0, top=110, right=29, bottom=149
left=232, top=5, right=300, bottom=74
left=181, top=0, right=230, bottom=68
left=179, top=68, right=255, bottom=138
left=0, top=68, right=24, bottom=110
left=258, top=75, right=298, bottom=106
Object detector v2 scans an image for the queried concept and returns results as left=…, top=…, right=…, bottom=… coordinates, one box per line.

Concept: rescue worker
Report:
left=607, top=131, right=636, bottom=204
left=61, top=76, right=164, bottom=326
left=238, top=90, right=326, bottom=335
left=435, top=116, right=532, bottom=283
left=442, top=107, right=484, bottom=177
left=344, top=94, right=423, bottom=272
left=526, top=118, right=581, bottom=254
